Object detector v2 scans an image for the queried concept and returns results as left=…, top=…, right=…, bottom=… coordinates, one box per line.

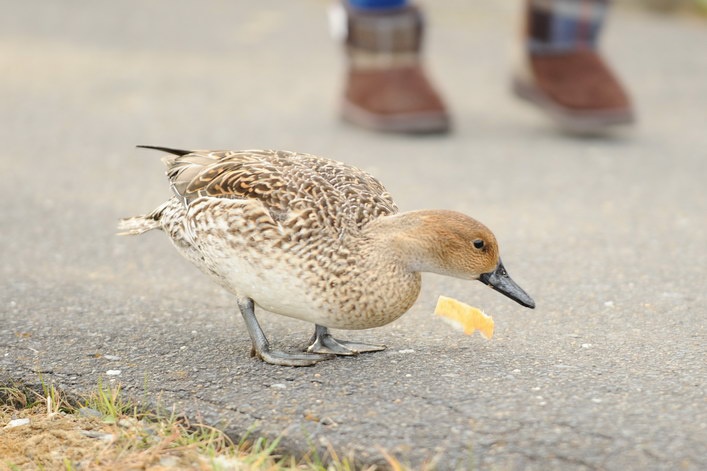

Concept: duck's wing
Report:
left=291, top=152, right=398, bottom=227
left=152, top=148, right=397, bottom=231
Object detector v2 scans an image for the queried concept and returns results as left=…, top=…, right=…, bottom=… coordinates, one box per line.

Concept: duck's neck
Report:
left=362, top=210, right=452, bottom=274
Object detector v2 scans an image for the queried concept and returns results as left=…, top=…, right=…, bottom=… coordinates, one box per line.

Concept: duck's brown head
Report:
left=385, top=210, right=535, bottom=309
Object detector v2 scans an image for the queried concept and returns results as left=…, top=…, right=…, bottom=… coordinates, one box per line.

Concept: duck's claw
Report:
left=307, top=325, right=386, bottom=355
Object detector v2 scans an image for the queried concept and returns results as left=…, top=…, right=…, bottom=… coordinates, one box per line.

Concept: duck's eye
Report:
left=473, top=239, right=485, bottom=249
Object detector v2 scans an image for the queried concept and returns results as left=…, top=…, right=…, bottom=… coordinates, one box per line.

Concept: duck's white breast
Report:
left=186, top=197, right=338, bottom=325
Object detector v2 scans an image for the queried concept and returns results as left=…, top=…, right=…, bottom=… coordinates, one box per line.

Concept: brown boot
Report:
left=341, top=5, right=450, bottom=133
left=513, top=50, right=634, bottom=134
left=513, top=0, right=634, bottom=134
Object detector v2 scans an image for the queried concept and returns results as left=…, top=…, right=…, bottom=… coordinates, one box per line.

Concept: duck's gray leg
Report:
left=306, top=324, right=386, bottom=355
left=237, top=298, right=332, bottom=367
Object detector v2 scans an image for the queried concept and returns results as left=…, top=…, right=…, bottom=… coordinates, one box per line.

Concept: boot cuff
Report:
left=345, top=4, right=424, bottom=53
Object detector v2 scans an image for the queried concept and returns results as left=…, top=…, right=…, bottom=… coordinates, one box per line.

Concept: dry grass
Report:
left=0, top=379, right=415, bottom=471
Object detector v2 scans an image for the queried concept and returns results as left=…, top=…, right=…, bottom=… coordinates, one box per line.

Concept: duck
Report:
left=118, top=146, right=535, bottom=366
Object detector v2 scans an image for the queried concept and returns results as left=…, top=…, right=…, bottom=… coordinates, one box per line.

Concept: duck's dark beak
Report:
left=478, top=260, right=535, bottom=309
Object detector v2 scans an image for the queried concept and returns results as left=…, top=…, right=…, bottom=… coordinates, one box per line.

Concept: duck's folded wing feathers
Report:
left=157, top=149, right=397, bottom=230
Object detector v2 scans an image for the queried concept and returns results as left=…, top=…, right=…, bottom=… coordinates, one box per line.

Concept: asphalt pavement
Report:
left=1, top=1, right=705, bottom=469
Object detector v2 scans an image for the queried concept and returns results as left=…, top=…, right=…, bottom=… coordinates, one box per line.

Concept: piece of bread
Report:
left=434, top=295, right=494, bottom=339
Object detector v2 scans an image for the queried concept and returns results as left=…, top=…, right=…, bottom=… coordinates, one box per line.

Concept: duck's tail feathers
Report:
left=136, top=145, right=193, bottom=156
left=117, top=203, right=169, bottom=236
left=117, top=215, right=161, bottom=236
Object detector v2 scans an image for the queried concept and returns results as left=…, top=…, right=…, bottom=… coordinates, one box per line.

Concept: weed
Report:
left=0, top=377, right=416, bottom=470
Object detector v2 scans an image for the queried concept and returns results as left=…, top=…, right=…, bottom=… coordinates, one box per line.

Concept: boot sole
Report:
left=512, top=76, right=634, bottom=135
left=341, top=100, right=450, bottom=134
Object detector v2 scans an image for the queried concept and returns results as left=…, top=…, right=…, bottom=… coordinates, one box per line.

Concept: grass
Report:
left=0, top=378, right=417, bottom=470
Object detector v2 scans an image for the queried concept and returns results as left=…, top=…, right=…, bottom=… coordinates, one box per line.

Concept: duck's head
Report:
left=397, top=210, right=535, bottom=309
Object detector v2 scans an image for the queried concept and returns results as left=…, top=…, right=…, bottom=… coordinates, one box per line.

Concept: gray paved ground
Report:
left=1, top=1, right=705, bottom=469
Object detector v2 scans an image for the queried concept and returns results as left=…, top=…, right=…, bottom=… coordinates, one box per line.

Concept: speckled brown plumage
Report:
left=120, top=149, right=419, bottom=329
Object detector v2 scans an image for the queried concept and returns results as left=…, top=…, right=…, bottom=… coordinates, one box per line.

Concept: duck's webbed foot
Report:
left=255, top=348, right=332, bottom=367
left=306, top=324, right=386, bottom=356
left=237, top=298, right=332, bottom=367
